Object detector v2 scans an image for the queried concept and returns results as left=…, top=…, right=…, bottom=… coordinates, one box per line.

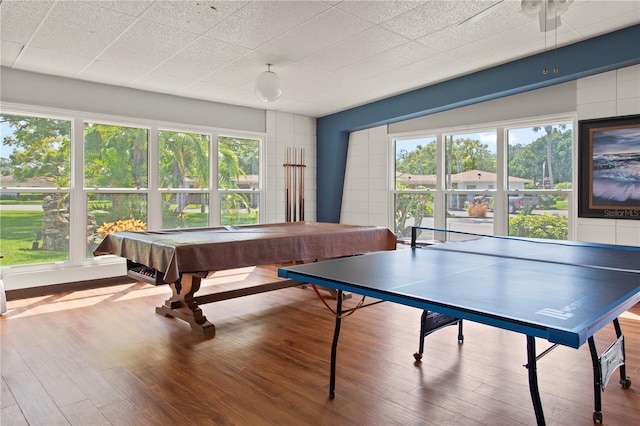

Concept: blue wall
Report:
left=316, top=25, right=640, bottom=223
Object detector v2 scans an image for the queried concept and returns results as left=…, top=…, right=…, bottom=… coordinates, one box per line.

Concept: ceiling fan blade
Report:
left=520, top=0, right=541, bottom=18
left=539, top=12, right=561, bottom=31
left=458, top=0, right=506, bottom=27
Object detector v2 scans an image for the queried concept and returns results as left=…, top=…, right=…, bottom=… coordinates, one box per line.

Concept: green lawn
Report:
left=2, top=205, right=257, bottom=266
left=0, top=210, right=67, bottom=266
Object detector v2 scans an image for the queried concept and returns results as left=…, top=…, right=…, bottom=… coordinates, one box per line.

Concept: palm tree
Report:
left=533, top=124, right=566, bottom=188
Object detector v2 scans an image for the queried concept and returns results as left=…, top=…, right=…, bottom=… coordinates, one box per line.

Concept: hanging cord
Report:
left=543, top=1, right=548, bottom=74
left=553, top=6, right=559, bottom=73
left=311, top=284, right=366, bottom=318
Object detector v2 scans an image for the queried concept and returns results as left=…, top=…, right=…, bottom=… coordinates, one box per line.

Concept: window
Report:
left=507, top=122, right=572, bottom=239
left=84, top=122, right=149, bottom=255
left=159, top=130, right=210, bottom=229
left=444, top=131, right=497, bottom=237
left=218, top=136, right=260, bottom=225
left=1, top=107, right=265, bottom=268
left=394, top=137, right=436, bottom=238
left=392, top=118, right=574, bottom=241
left=0, top=114, right=71, bottom=266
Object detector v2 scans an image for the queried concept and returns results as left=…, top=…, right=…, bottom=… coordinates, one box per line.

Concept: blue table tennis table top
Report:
left=278, top=236, right=640, bottom=349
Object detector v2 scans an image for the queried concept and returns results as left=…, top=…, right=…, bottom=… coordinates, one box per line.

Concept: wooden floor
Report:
left=2, top=266, right=639, bottom=425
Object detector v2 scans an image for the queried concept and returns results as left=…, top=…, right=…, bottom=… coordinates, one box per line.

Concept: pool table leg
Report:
left=155, top=273, right=215, bottom=337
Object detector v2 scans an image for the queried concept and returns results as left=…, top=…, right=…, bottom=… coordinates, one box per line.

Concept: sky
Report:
left=592, top=127, right=640, bottom=156
left=1, top=121, right=15, bottom=158
left=396, top=124, right=573, bottom=158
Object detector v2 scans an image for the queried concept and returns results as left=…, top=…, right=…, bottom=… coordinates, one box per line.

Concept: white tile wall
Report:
left=341, top=65, right=640, bottom=246
left=576, top=64, right=640, bottom=246
left=340, top=125, right=389, bottom=227
left=264, top=111, right=316, bottom=223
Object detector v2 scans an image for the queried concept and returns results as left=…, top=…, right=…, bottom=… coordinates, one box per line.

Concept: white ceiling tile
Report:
left=576, top=14, right=640, bottom=38
left=1, top=40, right=23, bottom=67
left=13, top=46, right=93, bottom=78
left=84, top=0, right=155, bottom=17
left=286, top=72, right=359, bottom=101
left=336, top=0, right=424, bottom=24
left=204, top=0, right=329, bottom=49
left=97, top=19, right=198, bottom=69
left=277, top=62, right=330, bottom=91
left=377, top=53, right=474, bottom=89
left=335, top=41, right=437, bottom=81
left=0, top=0, right=52, bottom=44
left=447, top=20, right=543, bottom=66
left=134, top=71, right=196, bottom=93
left=0, top=0, right=634, bottom=118
left=300, top=26, right=410, bottom=71
left=156, top=37, right=250, bottom=80
left=78, top=60, right=149, bottom=85
left=564, top=1, right=640, bottom=38
left=311, top=79, right=385, bottom=109
left=564, top=0, right=640, bottom=30
left=218, top=87, right=285, bottom=110
left=178, top=81, right=237, bottom=100
left=141, top=0, right=247, bottom=34
left=419, top=3, right=531, bottom=52
left=256, top=8, right=373, bottom=61
left=380, top=0, right=494, bottom=40
left=29, top=1, right=136, bottom=58
left=201, top=51, right=292, bottom=88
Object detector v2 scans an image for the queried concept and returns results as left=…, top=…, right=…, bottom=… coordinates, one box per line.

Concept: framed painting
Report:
left=578, top=114, right=640, bottom=219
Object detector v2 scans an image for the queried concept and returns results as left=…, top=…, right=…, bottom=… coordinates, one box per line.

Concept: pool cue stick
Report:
left=285, top=147, right=290, bottom=222
left=300, top=148, right=305, bottom=221
left=288, top=147, right=292, bottom=222
left=292, top=148, right=297, bottom=222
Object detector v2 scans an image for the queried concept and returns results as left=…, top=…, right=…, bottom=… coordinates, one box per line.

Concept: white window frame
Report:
left=0, top=103, right=266, bottom=274
left=390, top=113, right=577, bottom=239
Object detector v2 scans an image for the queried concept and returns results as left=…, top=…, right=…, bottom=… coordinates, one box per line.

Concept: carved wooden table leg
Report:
left=155, top=273, right=215, bottom=336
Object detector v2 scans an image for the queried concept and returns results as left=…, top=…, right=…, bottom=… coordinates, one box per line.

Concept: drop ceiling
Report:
left=1, top=0, right=639, bottom=118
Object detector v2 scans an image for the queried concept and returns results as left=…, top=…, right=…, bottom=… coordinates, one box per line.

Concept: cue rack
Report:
left=284, top=147, right=306, bottom=222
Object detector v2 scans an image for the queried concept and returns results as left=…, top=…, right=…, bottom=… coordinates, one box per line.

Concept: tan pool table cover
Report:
left=94, top=222, right=396, bottom=283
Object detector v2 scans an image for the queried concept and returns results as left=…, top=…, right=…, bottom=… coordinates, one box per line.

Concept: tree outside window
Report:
left=394, top=122, right=573, bottom=240
left=218, top=136, right=260, bottom=225
left=1, top=114, right=71, bottom=266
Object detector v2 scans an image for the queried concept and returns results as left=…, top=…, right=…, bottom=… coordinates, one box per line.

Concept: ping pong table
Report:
left=93, top=221, right=396, bottom=336
left=277, top=227, right=640, bottom=425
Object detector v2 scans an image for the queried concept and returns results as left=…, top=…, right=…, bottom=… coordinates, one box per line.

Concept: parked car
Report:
left=509, top=194, right=539, bottom=213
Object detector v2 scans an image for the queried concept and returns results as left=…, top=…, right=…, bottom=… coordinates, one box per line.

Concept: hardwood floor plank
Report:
left=0, top=404, right=29, bottom=426
left=1, top=269, right=639, bottom=425
left=1, top=377, right=17, bottom=408
left=59, top=399, right=111, bottom=426
left=3, top=370, right=70, bottom=425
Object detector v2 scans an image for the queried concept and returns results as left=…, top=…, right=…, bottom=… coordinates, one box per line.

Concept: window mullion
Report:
left=147, top=125, right=161, bottom=230
left=71, top=117, right=85, bottom=262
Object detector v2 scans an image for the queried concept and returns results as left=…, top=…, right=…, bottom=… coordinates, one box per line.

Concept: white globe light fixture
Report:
left=255, top=64, right=282, bottom=102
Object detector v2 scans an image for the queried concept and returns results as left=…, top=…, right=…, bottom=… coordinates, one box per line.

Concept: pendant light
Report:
left=255, top=64, right=282, bottom=102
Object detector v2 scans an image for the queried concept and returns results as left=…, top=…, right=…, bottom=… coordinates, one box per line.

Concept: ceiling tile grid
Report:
left=0, top=0, right=638, bottom=117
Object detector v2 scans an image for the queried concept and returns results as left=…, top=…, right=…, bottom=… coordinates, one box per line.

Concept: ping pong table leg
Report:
left=526, top=335, right=546, bottom=426
left=613, top=319, right=631, bottom=388
left=588, top=319, right=632, bottom=424
left=588, top=337, right=603, bottom=423
left=414, top=310, right=429, bottom=361
left=329, top=289, right=343, bottom=399
left=413, top=311, right=464, bottom=362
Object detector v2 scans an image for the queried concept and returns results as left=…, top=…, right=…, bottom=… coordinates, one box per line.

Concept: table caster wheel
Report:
left=329, top=392, right=335, bottom=399
left=413, top=352, right=422, bottom=361
left=620, top=377, right=631, bottom=388
left=593, top=411, right=602, bottom=423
